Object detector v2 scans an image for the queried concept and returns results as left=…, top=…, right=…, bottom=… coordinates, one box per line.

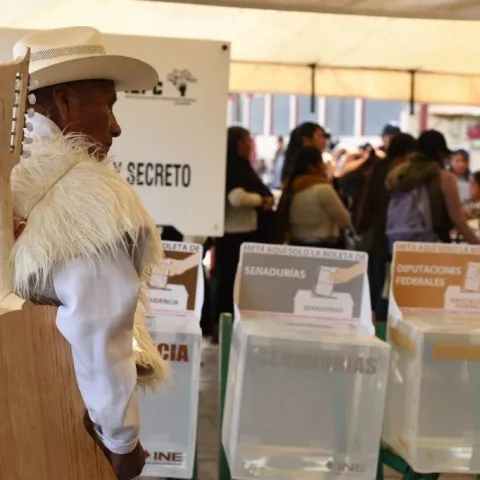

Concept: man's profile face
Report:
left=61, top=80, right=121, bottom=158
left=32, top=79, right=121, bottom=159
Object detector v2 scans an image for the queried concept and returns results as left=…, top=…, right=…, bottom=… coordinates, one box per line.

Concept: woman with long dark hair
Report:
left=278, top=146, right=350, bottom=248
left=214, top=127, right=273, bottom=321
left=281, top=122, right=328, bottom=184
left=414, top=130, right=478, bottom=243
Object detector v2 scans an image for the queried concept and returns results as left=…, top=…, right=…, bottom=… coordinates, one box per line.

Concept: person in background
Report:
left=214, top=127, right=274, bottom=324
left=322, top=130, right=336, bottom=179
left=281, top=122, right=328, bottom=184
left=465, top=171, right=480, bottom=222
left=336, top=143, right=381, bottom=229
left=405, top=129, right=478, bottom=244
left=248, top=134, right=257, bottom=166
left=277, top=146, right=350, bottom=248
left=379, top=123, right=401, bottom=153
left=271, top=136, right=285, bottom=189
left=359, top=133, right=418, bottom=322
left=449, top=148, right=471, bottom=203
left=255, top=158, right=268, bottom=179
left=323, top=130, right=332, bottom=151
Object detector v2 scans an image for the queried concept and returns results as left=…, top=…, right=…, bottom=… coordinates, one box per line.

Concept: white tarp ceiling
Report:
left=2, top=0, right=480, bottom=104
left=158, top=0, right=480, bottom=20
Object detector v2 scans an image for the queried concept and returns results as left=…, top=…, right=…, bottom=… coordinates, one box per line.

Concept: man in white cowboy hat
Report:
left=11, top=27, right=168, bottom=479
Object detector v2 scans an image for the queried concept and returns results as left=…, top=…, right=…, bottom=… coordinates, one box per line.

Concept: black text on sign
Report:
left=126, top=162, right=191, bottom=187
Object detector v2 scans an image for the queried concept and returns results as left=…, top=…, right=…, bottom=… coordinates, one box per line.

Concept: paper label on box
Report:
left=148, top=241, right=203, bottom=318
left=390, top=242, right=480, bottom=314
left=234, top=243, right=371, bottom=331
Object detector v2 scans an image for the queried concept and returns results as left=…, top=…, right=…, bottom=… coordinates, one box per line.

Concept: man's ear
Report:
left=51, top=85, right=71, bottom=128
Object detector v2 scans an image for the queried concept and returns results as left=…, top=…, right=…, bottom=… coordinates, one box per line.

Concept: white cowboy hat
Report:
left=13, top=26, right=158, bottom=92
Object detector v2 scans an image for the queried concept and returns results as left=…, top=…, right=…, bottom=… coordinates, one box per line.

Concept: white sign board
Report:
left=235, top=243, right=373, bottom=333
left=0, top=28, right=230, bottom=236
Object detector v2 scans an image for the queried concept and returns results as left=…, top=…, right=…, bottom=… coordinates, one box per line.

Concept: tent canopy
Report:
left=3, top=0, right=480, bottom=104
left=158, top=0, right=480, bottom=20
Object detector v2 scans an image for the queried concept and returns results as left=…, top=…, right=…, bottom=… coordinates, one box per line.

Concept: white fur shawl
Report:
left=11, top=133, right=168, bottom=388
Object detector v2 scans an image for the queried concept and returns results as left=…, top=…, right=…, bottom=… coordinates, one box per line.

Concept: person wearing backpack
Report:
left=358, top=134, right=417, bottom=321
left=385, top=130, right=479, bottom=252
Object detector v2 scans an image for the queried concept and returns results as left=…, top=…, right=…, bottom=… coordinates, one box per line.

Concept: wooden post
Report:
left=0, top=50, right=116, bottom=479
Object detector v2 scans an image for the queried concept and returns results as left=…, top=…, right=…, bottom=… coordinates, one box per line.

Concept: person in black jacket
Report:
left=213, top=127, right=274, bottom=328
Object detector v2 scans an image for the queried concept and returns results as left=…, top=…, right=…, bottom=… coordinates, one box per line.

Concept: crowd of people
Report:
left=202, top=121, right=480, bottom=339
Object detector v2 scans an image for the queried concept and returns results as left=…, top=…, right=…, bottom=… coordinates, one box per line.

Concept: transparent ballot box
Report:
left=138, top=315, right=202, bottom=479
left=383, top=316, right=480, bottom=473
left=222, top=318, right=390, bottom=480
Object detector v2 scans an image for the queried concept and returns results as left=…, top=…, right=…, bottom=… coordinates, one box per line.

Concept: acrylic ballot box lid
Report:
left=223, top=317, right=390, bottom=480
left=390, top=313, right=480, bottom=337
left=238, top=316, right=383, bottom=347
left=146, top=312, right=201, bottom=333
left=384, top=313, right=480, bottom=474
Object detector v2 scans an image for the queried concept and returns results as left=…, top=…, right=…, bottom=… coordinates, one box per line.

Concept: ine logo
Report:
left=326, top=460, right=365, bottom=474
left=167, top=69, right=197, bottom=97
left=144, top=450, right=185, bottom=464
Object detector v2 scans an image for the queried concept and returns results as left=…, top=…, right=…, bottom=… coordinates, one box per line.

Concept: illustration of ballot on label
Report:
left=148, top=251, right=202, bottom=313
left=464, top=262, right=480, bottom=292
left=444, top=262, right=480, bottom=312
left=293, top=262, right=364, bottom=319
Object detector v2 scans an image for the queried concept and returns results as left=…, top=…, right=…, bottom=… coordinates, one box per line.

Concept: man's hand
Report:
left=109, top=443, right=145, bottom=480
left=84, top=411, right=145, bottom=480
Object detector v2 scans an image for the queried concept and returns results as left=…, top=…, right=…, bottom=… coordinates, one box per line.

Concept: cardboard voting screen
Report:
left=148, top=241, right=204, bottom=318
left=389, top=242, right=480, bottom=321
left=234, top=243, right=373, bottom=333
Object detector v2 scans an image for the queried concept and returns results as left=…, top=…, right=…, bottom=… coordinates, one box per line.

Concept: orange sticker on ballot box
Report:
left=391, top=242, right=480, bottom=313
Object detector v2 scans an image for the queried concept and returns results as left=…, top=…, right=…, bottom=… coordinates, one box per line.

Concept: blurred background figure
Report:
left=449, top=148, right=471, bottom=203
left=281, top=122, right=328, bottom=184
left=465, top=171, right=480, bottom=224
left=212, top=126, right=274, bottom=339
left=278, top=146, right=350, bottom=249
left=380, top=123, right=401, bottom=153
left=271, top=136, right=286, bottom=189
left=254, top=158, right=268, bottom=183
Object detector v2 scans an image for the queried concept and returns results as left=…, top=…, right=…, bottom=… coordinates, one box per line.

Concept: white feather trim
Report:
left=11, top=133, right=169, bottom=389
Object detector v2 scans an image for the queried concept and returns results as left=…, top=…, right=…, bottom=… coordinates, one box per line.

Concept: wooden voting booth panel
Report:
left=0, top=302, right=116, bottom=480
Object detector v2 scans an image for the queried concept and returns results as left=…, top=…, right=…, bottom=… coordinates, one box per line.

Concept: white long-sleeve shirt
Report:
left=27, top=113, right=140, bottom=454
left=224, top=187, right=263, bottom=234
